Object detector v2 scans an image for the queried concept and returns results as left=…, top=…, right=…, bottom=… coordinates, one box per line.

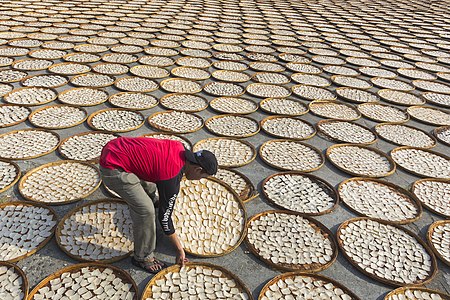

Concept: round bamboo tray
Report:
left=258, top=272, right=361, bottom=300
left=384, top=286, right=450, bottom=300
left=175, top=56, right=213, bottom=68
left=3, top=87, right=58, bottom=107
left=203, top=81, right=245, bottom=97
left=57, top=131, right=120, bottom=163
left=159, top=93, right=208, bottom=112
left=377, top=89, right=426, bottom=106
left=358, top=103, right=410, bottom=124
left=338, top=177, right=423, bottom=224
left=0, top=129, right=61, bottom=160
left=28, top=263, right=138, bottom=300
left=11, top=59, right=53, bottom=71
left=87, top=108, right=145, bottom=133
left=20, top=74, right=69, bottom=88
left=259, top=139, right=325, bottom=172
left=209, top=96, right=258, bottom=115
left=0, top=261, right=29, bottom=300
left=160, top=78, right=202, bottom=94
left=62, top=52, right=101, bottom=63
left=170, top=66, right=211, bottom=80
left=193, top=137, right=257, bottom=168
left=140, top=262, right=253, bottom=300
left=0, top=104, right=31, bottom=128
left=309, top=100, right=361, bottom=121
left=423, top=92, right=450, bottom=108
left=0, top=201, right=57, bottom=263
left=413, top=79, right=450, bottom=94
left=371, top=77, right=415, bottom=92
left=55, top=199, right=132, bottom=263
left=326, top=144, right=396, bottom=178
left=407, top=105, right=450, bottom=126
left=212, top=167, right=258, bottom=202
left=130, top=65, right=170, bottom=79
left=114, top=77, right=159, bottom=93
left=245, top=210, right=338, bottom=272
left=28, top=105, right=88, bottom=130
left=141, top=133, right=193, bottom=150
left=434, top=125, right=450, bottom=146
left=259, top=97, right=309, bottom=116
left=391, top=146, right=450, bottom=179
left=246, top=83, right=291, bottom=98
left=375, top=123, right=437, bottom=148
left=19, top=160, right=101, bottom=205
left=337, top=217, right=438, bottom=287
left=93, top=62, right=130, bottom=75
left=335, top=87, right=380, bottom=104
left=58, top=87, right=109, bottom=107
left=252, top=72, right=290, bottom=84
left=427, top=220, right=450, bottom=267
left=48, top=62, right=91, bottom=75
left=147, top=110, right=204, bottom=134
left=262, top=171, right=339, bottom=215
left=411, top=178, right=450, bottom=218
left=260, top=116, right=316, bottom=140
left=212, top=70, right=251, bottom=83
left=108, top=92, right=159, bottom=111
left=0, top=159, right=20, bottom=193
left=205, top=114, right=260, bottom=138
left=317, top=119, right=377, bottom=145
left=70, top=74, right=115, bottom=88
left=331, top=75, right=373, bottom=90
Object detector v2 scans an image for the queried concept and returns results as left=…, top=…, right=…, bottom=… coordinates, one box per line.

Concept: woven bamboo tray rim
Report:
left=209, top=96, right=258, bottom=115
left=261, top=171, right=339, bottom=216
left=203, top=81, right=245, bottom=97
left=114, top=77, right=159, bottom=93
left=62, top=52, right=101, bottom=63
left=211, top=70, right=251, bottom=83
left=213, top=167, right=258, bottom=202
left=108, top=92, right=159, bottom=111
left=11, top=59, right=53, bottom=71
left=87, top=108, right=145, bottom=133
left=0, top=261, right=29, bottom=300
left=178, top=177, right=248, bottom=257
left=0, top=159, right=20, bottom=193
left=170, top=66, right=211, bottom=80
left=358, top=102, right=410, bottom=124
left=141, top=133, right=193, bottom=150
left=377, top=89, right=426, bottom=106
left=317, top=119, right=377, bottom=145
left=413, top=79, right=450, bottom=94
left=159, top=78, right=202, bottom=93
left=309, top=100, right=361, bottom=121
left=252, top=72, right=291, bottom=84
left=337, top=217, right=438, bottom=287
left=260, top=115, right=316, bottom=140
left=28, top=104, right=88, bottom=129
left=58, top=87, right=108, bottom=106
left=258, top=271, right=361, bottom=300
left=140, top=262, right=253, bottom=300
left=159, top=93, right=208, bottom=112
left=411, top=178, right=450, bottom=218
left=3, top=86, right=58, bottom=106
left=375, top=123, right=437, bottom=148
left=193, top=137, right=257, bottom=168
left=384, top=286, right=450, bottom=300
left=331, top=75, right=372, bottom=89
left=70, top=73, right=115, bottom=88
left=427, top=220, right=450, bottom=267
left=423, top=92, right=450, bottom=108
left=129, top=65, right=169, bottom=79
left=57, top=131, right=120, bottom=163
left=0, top=201, right=57, bottom=263
left=335, top=87, right=381, bottom=104
left=175, top=56, right=213, bottom=68
left=19, top=160, right=102, bottom=205
left=391, top=146, right=450, bottom=179
left=205, top=114, right=260, bottom=138
left=93, top=62, right=129, bottom=75
left=326, top=143, right=397, bottom=178
left=246, top=83, right=291, bottom=98
left=0, top=128, right=60, bottom=160
left=55, top=198, right=133, bottom=263
left=0, top=104, right=31, bottom=128
left=437, top=72, right=450, bottom=83
left=259, top=97, right=309, bottom=116
left=407, top=105, right=450, bottom=126
left=245, top=209, right=338, bottom=272
left=147, top=110, right=204, bottom=134
left=370, top=76, right=416, bottom=91
left=259, top=139, right=325, bottom=172
left=27, top=262, right=138, bottom=300
left=48, top=62, right=91, bottom=75
left=338, top=177, right=423, bottom=224
left=434, top=125, right=450, bottom=146
left=20, top=74, right=70, bottom=88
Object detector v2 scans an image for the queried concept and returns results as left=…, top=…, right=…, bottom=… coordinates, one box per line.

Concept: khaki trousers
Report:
left=100, top=166, right=157, bottom=261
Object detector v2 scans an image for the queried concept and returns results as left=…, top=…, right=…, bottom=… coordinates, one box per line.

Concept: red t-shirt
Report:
left=99, top=137, right=185, bottom=182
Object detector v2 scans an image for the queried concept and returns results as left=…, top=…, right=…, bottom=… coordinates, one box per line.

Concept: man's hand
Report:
left=176, top=248, right=189, bottom=266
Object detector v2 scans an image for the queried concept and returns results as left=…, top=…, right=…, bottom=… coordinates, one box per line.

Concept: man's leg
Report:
left=140, top=180, right=158, bottom=205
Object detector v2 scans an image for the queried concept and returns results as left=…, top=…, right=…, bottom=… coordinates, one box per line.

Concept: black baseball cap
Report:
left=185, top=149, right=218, bottom=175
